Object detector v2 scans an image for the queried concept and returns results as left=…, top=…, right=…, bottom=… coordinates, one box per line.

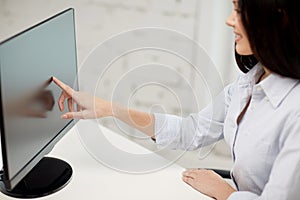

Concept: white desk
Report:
left=0, top=120, right=212, bottom=200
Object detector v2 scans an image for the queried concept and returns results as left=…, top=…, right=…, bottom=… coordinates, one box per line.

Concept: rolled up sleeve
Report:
left=154, top=83, right=234, bottom=151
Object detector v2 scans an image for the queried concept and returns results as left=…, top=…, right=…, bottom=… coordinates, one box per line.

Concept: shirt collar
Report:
left=238, top=62, right=299, bottom=108
left=258, top=72, right=299, bottom=108
left=238, top=63, right=265, bottom=87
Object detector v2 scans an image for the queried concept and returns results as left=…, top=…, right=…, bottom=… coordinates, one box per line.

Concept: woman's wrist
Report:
left=94, top=97, right=115, bottom=118
left=215, top=182, right=236, bottom=200
left=110, top=103, right=123, bottom=118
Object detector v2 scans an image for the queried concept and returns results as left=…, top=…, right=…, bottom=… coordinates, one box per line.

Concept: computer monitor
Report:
left=0, top=8, right=78, bottom=198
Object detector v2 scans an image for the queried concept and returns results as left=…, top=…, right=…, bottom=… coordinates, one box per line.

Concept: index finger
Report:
left=52, top=77, right=74, bottom=95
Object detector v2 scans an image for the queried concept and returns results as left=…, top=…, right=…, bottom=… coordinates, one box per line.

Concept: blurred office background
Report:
left=0, top=0, right=239, bottom=170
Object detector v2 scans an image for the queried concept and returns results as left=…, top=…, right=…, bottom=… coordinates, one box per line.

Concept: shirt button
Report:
left=265, top=97, right=269, bottom=102
left=256, top=86, right=262, bottom=91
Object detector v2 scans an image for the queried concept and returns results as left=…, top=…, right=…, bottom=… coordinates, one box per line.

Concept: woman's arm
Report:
left=53, top=76, right=235, bottom=150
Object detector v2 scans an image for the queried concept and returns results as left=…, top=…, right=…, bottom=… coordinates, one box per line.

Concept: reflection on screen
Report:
left=0, top=10, right=77, bottom=180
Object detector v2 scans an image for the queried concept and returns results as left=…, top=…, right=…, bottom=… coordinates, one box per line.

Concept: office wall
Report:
left=0, top=0, right=237, bottom=169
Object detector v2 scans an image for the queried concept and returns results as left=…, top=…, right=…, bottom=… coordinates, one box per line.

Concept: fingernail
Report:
left=61, top=115, right=67, bottom=119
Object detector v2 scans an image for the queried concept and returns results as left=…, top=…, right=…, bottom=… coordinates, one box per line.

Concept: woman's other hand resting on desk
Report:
left=182, top=169, right=235, bottom=200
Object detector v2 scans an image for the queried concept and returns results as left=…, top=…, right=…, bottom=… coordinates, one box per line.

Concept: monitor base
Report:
left=0, top=157, right=72, bottom=198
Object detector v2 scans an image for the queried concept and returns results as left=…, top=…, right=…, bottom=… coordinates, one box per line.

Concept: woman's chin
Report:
left=236, top=46, right=253, bottom=56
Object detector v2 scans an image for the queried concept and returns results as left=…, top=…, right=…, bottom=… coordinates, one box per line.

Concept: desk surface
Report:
left=0, top=120, right=212, bottom=200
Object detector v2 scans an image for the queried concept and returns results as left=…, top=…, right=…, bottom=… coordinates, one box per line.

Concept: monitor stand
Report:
left=0, top=156, right=72, bottom=198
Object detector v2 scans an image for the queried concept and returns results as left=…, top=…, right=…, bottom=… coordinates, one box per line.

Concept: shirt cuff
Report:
left=228, top=191, right=259, bottom=200
left=154, top=113, right=182, bottom=149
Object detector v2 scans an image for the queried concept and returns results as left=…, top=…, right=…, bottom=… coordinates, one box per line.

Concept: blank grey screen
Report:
left=0, top=9, right=77, bottom=180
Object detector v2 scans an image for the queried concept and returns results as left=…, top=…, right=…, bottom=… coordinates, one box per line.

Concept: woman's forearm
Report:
left=111, top=103, right=155, bottom=138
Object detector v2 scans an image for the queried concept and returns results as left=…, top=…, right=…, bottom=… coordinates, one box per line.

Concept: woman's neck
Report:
left=258, top=67, right=271, bottom=82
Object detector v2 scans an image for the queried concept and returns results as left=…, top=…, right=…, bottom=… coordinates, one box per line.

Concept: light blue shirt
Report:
left=154, top=63, right=300, bottom=199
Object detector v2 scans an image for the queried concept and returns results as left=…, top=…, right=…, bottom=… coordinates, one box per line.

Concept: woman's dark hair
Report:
left=237, top=0, right=300, bottom=79
left=235, top=50, right=258, bottom=73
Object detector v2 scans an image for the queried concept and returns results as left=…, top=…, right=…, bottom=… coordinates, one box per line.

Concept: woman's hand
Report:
left=182, top=169, right=236, bottom=200
left=52, top=77, right=155, bottom=137
left=52, top=77, right=112, bottom=119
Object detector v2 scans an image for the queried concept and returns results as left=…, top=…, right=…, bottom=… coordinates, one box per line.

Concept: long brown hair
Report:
left=237, top=0, right=300, bottom=79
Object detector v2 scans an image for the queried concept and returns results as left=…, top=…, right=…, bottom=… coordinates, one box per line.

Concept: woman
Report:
left=53, top=0, right=300, bottom=199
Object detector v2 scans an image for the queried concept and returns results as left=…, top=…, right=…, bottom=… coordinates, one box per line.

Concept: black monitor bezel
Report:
left=0, top=7, right=78, bottom=190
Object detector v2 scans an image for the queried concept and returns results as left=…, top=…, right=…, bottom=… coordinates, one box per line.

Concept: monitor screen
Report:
left=0, top=8, right=77, bottom=193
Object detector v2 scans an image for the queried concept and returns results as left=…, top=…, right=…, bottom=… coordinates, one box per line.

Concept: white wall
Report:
left=0, top=0, right=238, bottom=169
